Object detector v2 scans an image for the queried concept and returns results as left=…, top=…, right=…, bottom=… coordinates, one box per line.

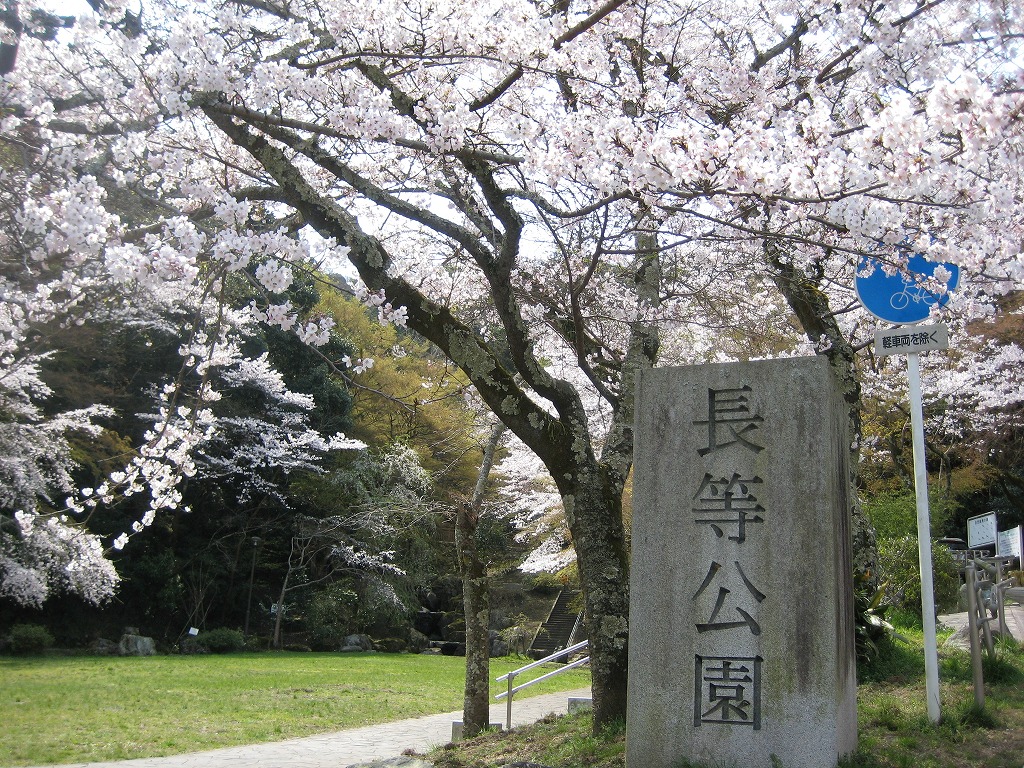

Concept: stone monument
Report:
left=627, top=357, right=857, bottom=768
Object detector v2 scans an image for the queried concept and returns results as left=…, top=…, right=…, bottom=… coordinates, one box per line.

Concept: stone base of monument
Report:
left=451, top=721, right=502, bottom=740
left=568, top=697, right=592, bottom=713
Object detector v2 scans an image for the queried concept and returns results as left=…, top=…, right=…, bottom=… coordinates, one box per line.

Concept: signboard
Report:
left=856, top=253, right=960, bottom=325
left=997, top=526, right=1022, bottom=560
left=967, top=512, right=997, bottom=549
left=875, top=324, right=948, bottom=357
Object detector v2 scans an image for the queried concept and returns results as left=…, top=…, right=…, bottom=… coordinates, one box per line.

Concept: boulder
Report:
left=119, top=633, right=156, bottom=656
left=489, top=638, right=509, bottom=658
left=89, top=638, right=120, bottom=656
left=373, top=637, right=408, bottom=653
left=344, top=633, right=374, bottom=651
left=408, top=629, right=430, bottom=653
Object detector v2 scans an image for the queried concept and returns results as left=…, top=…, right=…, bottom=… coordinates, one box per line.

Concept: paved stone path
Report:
left=27, top=688, right=592, bottom=768
left=938, top=601, right=1024, bottom=647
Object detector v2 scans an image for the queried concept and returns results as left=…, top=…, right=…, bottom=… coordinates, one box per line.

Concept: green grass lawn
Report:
left=0, top=653, right=591, bottom=766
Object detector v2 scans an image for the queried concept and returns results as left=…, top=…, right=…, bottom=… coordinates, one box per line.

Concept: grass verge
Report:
left=0, top=653, right=590, bottom=766
left=427, top=626, right=1024, bottom=768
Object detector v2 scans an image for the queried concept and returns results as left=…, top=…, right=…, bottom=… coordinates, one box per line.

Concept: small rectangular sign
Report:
left=875, top=324, right=949, bottom=357
left=968, top=512, right=998, bottom=548
left=997, top=526, right=1022, bottom=559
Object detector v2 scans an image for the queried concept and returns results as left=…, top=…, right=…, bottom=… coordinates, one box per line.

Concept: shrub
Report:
left=8, top=624, right=54, bottom=655
left=306, top=583, right=358, bottom=651
left=499, top=616, right=534, bottom=656
left=197, top=628, right=245, bottom=653
left=527, top=572, right=563, bottom=594
left=877, top=535, right=961, bottom=615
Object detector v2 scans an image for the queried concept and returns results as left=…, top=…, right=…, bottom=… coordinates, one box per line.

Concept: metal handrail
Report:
left=567, top=610, right=585, bottom=647
left=495, top=640, right=589, bottom=729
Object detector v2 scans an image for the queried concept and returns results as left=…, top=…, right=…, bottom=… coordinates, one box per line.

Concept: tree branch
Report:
left=203, top=108, right=582, bottom=473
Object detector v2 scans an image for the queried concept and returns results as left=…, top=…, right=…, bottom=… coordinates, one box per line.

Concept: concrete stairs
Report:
left=528, top=589, right=582, bottom=661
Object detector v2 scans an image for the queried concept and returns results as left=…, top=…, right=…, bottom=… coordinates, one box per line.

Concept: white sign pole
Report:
left=908, top=351, right=941, bottom=723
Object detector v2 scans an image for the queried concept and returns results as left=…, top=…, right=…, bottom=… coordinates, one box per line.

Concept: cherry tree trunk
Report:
left=556, top=466, right=631, bottom=728
left=272, top=571, right=290, bottom=650
left=456, top=422, right=505, bottom=737
left=457, top=509, right=491, bottom=737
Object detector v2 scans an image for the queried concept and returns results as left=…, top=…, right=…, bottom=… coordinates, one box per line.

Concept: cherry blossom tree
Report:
left=0, top=13, right=363, bottom=610
left=4, top=0, right=1022, bottom=726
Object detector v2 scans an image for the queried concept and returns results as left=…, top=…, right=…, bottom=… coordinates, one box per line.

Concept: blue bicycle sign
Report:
left=855, top=252, right=960, bottom=325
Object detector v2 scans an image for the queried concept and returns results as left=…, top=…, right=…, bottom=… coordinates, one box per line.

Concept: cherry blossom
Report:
left=2, top=0, right=1021, bottom=727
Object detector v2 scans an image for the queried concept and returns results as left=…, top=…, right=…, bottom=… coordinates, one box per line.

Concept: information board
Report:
left=997, top=526, right=1022, bottom=560
left=967, top=512, right=997, bottom=548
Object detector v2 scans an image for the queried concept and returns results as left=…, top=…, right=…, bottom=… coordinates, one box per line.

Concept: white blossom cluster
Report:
left=354, top=284, right=409, bottom=329
left=1, top=513, right=119, bottom=608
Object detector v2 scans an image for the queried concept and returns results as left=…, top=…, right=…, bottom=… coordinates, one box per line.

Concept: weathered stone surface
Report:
left=409, top=628, right=430, bottom=653
left=344, top=633, right=374, bottom=650
left=343, top=758, right=433, bottom=768
left=489, top=638, right=509, bottom=657
left=628, top=358, right=857, bottom=768
left=89, top=638, right=119, bottom=656
left=567, top=697, right=592, bottom=713
left=942, top=624, right=972, bottom=650
left=118, top=634, right=156, bottom=656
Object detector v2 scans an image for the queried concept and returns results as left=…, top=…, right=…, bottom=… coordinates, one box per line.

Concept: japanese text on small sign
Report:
left=874, top=323, right=949, bottom=357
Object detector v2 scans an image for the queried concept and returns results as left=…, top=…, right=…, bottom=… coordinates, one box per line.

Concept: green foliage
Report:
left=6, top=624, right=54, bottom=655
left=877, top=536, right=961, bottom=615
left=356, top=578, right=412, bottom=637
left=197, top=628, right=245, bottom=654
left=855, top=573, right=901, bottom=663
left=527, top=572, right=564, bottom=594
left=316, top=289, right=481, bottom=490
left=305, top=582, right=358, bottom=651
left=857, top=631, right=924, bottom=685
left=498, top=614, right=534, bottom=656
left=864, top=492, right=957, bottom=540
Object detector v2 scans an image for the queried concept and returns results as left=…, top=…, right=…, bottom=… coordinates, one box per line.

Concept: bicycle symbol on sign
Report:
left=890, top=278, right=940, bottom=311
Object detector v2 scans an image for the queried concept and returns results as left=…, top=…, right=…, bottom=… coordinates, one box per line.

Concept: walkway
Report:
left=937, top=601, right=1024, bottom=647
left=28, top=688, right=592, bottom=768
